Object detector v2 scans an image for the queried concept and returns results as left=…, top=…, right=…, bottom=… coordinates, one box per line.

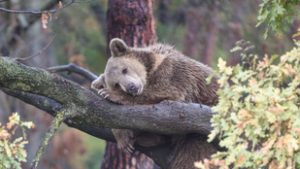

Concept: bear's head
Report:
left=104, top=38, right=148, bottom=96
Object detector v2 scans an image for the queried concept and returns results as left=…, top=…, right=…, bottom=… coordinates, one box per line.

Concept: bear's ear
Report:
left=109, top=38, right=128, bottom=57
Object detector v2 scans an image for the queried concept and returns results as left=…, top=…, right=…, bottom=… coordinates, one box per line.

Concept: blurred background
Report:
left=0, top=0, right=298, bottom=169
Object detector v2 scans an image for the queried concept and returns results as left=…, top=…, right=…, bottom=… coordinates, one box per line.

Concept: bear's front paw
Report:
left=91, top=81, right=103, bottom=91
left=98, top=88, right=134, bottom=105
left=91, top=74, right=106, bottom=90
left=98, top=88, right=126, bottom=104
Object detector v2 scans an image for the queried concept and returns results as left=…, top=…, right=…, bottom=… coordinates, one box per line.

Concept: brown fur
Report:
left=91, top=38, right=219, bottom=169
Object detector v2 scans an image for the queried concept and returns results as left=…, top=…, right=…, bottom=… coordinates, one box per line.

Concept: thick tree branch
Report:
left=0, top=57, right=214, bottom=135
left=1, top=87, right=116, bottom=141
left=4, top=88, right=171, bottom=168
left=0, top=57, right=215, bottom=168
left=2, top=87, right=171, bottom=168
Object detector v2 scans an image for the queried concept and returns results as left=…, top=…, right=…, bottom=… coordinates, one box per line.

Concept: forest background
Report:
left=0, top=0, right=299, bottom=169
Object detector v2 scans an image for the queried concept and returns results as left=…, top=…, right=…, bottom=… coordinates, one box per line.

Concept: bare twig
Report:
left=0, top=0, right=76, bottom=14
left=47, top=63, right=98, bottom=82
left=73, top=0, right=94, bottom=4
left=15, top=35, right=56, bottom=61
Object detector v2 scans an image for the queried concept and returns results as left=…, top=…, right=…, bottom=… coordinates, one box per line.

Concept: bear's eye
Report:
left=115, top=83, right=120, bottom=88
left=122, top=68, right=128, bottom=74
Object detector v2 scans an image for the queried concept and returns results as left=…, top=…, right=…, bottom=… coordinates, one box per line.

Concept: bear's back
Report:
left=146, top=44, right=218, bottom=106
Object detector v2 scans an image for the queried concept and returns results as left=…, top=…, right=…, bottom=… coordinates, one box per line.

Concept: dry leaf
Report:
left=41, top=12, right=51, bottom=29
left=236, top=155, right=246, bottom=166
left=0, top=130, right=10, bottom=139
left=248, top=78, right=257, bottom=86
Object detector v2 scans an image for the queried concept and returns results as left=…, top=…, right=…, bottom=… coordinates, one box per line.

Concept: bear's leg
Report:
left=112, top=129, right=135, bottom=153
left=91, top=74, right=106, bottom=90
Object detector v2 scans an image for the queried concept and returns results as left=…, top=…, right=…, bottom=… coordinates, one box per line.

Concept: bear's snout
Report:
left=126, top=83, right=139, bottom=96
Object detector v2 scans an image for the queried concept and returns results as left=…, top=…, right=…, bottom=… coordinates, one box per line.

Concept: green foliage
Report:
left=197, top=42, right=300, bottom=169
left=0, top=113, right=34, bottom=169
left=257, top=0, right=300, bottom=38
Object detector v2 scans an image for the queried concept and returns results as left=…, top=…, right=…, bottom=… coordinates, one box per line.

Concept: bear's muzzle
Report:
left=126, top=83, right=139, bottom=96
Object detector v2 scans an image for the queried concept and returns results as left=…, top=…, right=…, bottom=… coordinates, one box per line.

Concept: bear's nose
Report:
left=126, top=83, right=138, bottom=95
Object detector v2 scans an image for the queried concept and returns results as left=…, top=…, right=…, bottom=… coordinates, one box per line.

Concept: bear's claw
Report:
left=98, top=89, right=110, bottom=98
left=125, top=144, right=134, bottom=153
left=113, top=129, right=136, bottom=154
left=118, top=140, right=135, bottom=154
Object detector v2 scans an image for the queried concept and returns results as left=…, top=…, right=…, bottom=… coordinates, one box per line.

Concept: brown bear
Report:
left=91, top=38, right=219, bottom=169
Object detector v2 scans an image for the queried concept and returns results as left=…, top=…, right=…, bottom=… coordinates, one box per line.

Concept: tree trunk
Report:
left=106, top=0, right=156, bottom=49
left=183, top=1, right=219, bottom=66
left=101, top=0, right=157, bottom=169
left=201, top=4, right=219, bottom=66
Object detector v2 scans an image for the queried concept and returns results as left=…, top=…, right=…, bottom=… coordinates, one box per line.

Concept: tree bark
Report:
left=103, top=0, right=157, bottom=168
left=106, top=0, right=156, bottom=49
